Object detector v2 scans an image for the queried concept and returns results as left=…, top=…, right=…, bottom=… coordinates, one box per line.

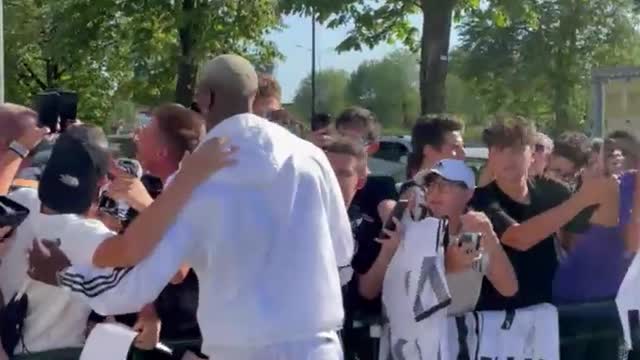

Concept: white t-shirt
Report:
left=617, top=252, right=640, bottom=350
left=381, top=216, right=450, bottom=359
left=56, top=114, right=353, bottom=355
left=0, top=188, right=114, bottom=354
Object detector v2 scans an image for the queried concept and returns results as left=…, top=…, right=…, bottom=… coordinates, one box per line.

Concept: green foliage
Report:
left=347, top=51, right=420, bottom=126
left=291, top=69, right=350, bottom=121
left=5, top=0, right=281, bottom=128
left=457, top=0, right=640, bottom=133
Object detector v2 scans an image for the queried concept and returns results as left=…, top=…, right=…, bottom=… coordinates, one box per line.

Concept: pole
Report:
left=311, top=10, right=316, bottom=119
left=0, top=0, right=4, bottom=103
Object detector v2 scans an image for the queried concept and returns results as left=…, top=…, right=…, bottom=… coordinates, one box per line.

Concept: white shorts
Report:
left=206, top=332, right=343, bottom=360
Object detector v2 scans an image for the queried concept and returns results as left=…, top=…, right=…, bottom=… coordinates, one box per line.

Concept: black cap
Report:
left=38, top=131, right=110, bottom=214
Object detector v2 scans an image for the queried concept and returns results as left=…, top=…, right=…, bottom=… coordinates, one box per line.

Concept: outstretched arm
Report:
left=501, top=177, right=608, bottom=251
left=28, top=218, right=196, bottom=316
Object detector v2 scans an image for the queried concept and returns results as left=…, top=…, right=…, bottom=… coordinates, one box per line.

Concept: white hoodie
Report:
left=58, top=114, right=353, bottom=354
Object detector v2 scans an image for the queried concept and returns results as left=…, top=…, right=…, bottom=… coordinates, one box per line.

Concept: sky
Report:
left=268, top=14, right=460, bottom=103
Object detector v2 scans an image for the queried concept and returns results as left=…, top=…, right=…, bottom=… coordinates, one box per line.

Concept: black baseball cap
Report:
left=38, top=129, right=110, bottom=214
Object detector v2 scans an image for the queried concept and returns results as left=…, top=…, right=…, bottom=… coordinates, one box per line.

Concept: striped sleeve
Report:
left=59, top=219, right=196, bottom=316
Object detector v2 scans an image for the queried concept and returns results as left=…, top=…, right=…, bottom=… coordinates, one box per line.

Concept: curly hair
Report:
left=552, top=132, right=592, bottom=169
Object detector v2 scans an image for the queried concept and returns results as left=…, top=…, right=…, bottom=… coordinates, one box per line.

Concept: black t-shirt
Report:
left=350, top=176, right=399, bottom=275
left=344, top=175, right=398, bottom=322
left=470, top=177, right=592, bottom=310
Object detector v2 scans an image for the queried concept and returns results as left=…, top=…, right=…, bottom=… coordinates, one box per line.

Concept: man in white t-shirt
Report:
left=0, top=126, right=114, bottom=355
left=419, top=159, right=518, bottom=315
left=27, top=54, right=352, bottom=360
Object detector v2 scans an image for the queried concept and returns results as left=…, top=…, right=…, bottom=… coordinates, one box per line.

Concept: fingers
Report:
left=0, top=226, right=12, bottom=239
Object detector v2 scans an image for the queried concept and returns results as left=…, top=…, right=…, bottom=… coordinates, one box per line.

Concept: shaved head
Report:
left=200, top=54, right=258, bottom=98
left=0, top=103, right=38, bottom=149
left=196, top=54, right=258, bottom=129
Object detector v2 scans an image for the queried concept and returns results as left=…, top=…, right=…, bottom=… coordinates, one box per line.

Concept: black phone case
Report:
left=0, top=196, right=30, bottom=228
left=380, top=200, right=409, bottom=239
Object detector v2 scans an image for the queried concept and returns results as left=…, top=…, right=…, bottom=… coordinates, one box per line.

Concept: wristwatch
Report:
left=9, top=140, right=29, bottom=159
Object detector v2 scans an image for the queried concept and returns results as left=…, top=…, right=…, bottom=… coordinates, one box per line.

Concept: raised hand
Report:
left=16, top=125, right=50, bottom=152
left=107, top=168, right=153, bottom=211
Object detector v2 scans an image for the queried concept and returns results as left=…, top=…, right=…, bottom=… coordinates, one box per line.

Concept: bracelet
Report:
left=8, top=141, right=29, bottom=159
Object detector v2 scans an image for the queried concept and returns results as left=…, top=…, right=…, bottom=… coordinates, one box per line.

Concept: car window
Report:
left=373, top=141, right=410, bottom=162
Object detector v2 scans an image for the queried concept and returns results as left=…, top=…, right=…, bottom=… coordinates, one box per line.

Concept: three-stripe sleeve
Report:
left=60, top=220, right=196, bottom=316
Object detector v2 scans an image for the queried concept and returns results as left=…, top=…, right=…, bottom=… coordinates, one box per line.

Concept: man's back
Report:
left=187, top=114, right=351, bottom=347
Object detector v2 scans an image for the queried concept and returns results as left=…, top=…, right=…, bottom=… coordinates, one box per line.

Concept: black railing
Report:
left=12, top=300, right=639, bottom=359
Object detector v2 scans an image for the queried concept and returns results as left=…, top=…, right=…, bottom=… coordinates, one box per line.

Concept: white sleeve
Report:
left=7, top=187, right=40, bottom=214
left=58, top=219, right=196, bottom=316
left=319, top=153, right=354, bottom=271
left=59, top=220, right=115, bottom=266
left=318, top=153, right=354, bottom=286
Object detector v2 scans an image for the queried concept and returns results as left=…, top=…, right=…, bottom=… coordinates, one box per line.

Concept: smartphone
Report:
left=457, top=232, right=482, bottom=251
left=0, top=196, right=30, bottom=228
left=115, top=158, right=143, bottom=178
left=58, top=91, right=79, bottom=131
left=379, top=199, right=409, bottom=239
left=34, top=92, right=61, bottom=132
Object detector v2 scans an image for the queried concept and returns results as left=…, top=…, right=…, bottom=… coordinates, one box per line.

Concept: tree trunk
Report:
left=420, top=0, right=456, bottom=115
left=175, top=0, right=198, bottom=106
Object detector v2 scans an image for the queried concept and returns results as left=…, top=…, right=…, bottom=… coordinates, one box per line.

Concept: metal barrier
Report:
left=10, top=301, right=637, bottom=359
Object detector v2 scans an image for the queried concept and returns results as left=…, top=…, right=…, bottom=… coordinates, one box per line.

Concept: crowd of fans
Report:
left=0, top=53, right=639, bottom=360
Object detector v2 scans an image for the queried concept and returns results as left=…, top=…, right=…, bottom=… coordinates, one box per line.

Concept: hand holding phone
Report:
left=379, top=199, right=408, bottom=239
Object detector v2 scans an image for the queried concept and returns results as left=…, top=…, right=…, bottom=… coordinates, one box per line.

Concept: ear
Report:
left=367, top=142, right=380, bottom=155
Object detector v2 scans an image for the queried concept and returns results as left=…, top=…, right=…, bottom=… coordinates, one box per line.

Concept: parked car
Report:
left=369, top=135, right=488, bottom=183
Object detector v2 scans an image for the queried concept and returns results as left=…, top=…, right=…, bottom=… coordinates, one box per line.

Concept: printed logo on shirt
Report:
left=59, top=174, right=80, bottom=187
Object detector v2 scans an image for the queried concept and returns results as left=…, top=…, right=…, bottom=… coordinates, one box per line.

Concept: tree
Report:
left=347, top=51, right=420, bottom=127
left=5, top=0, right=282, bottom=127
left=292, top=69, right=350, bottom=120
left=281, top=0, right=532, bottom=115
left=85, top=0, right=282, bottom=107
left=458, top=0, right=640, bottom=133
left=5, top=0, right=133, bottom=125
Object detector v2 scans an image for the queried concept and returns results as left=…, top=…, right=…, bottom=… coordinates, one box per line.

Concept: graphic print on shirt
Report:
left=414, top=257, right=451, bottom=322
left=382, top=217, right=450, bottom=360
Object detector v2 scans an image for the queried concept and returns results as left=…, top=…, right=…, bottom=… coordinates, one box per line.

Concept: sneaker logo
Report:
left=59, top=174, right=80, bottom=187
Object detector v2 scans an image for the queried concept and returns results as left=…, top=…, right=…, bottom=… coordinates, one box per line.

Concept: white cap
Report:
left=415, top=159, right=476, bottom=189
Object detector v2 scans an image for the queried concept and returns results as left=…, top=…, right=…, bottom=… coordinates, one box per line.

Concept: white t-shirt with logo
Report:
left=381, top=216, right=450, bottom=359
left=0, top=188, right=114, bottom=354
